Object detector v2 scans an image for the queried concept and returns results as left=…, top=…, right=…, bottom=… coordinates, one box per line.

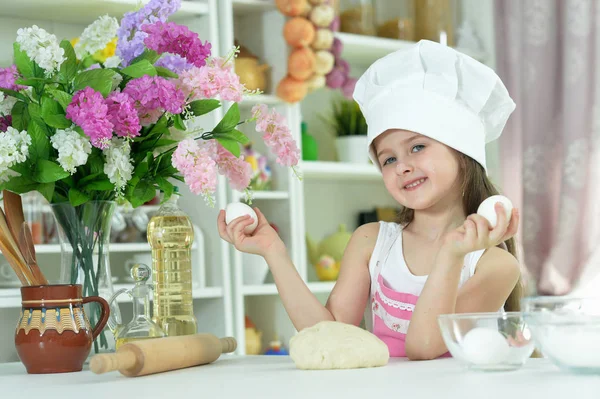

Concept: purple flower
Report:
left=66, top=87, right=113, bottom=149
left=341, top=77, right=357, bottom=99
left=116, top=0, right=182, bottom=65
left=142, top=22, right=211, bottom=68
left=106, top=92, right=141, bottom=138
left=124, top=75, right=185, bottom=125
left=155, top=54, right=193, bottom=74
left=0, top=65, right=26, bottom=91
left=0, top=115, right=11, bottom=132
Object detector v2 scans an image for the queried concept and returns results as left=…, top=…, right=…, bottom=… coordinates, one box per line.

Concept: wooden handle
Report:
left=0, top=209, right=34, bottom=285
left=19, top=222, right=47, bottom=285
left=2, top=190, right=24, bottom=246
left=220, top=337, right=237, bottom=353
left=90, top=351, right=138, bottom=375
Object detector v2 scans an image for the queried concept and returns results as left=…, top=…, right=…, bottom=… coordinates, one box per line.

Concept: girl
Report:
left=217, top=40, right=523, bottom=360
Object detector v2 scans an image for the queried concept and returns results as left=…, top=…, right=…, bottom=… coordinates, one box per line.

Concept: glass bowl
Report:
left=521, top=296, right=600, bottom=374
left=437, top=312, right=535, bottom=371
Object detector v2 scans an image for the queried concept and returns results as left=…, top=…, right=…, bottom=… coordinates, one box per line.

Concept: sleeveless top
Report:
left=364, top=221, right=488, bottom=357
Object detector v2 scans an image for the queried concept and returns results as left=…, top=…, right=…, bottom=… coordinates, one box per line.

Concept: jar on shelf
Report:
left=339, top=0, right=377, bottom=36
left=374, top=0, right=416, bottom=41
left=415, top=0, right=457, bottom=46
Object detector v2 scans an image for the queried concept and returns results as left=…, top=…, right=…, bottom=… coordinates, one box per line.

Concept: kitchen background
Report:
left=0, top=0, right=598, bottom=361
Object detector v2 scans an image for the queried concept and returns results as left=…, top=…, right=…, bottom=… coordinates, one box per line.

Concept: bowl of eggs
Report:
left=438, top=312, right=535, bottom=371
left=521, top=296, right=600, bottom=374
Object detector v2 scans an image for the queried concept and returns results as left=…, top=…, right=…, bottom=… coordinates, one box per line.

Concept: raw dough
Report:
left=289, top=321, right=389, bottom=370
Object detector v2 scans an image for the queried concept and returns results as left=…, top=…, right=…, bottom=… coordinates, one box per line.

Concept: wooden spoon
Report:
left=0, top=208, right=34, bottom=285
left=2, top=190, right=25, bottom=249
left=19, top=222, right=48, bottom=285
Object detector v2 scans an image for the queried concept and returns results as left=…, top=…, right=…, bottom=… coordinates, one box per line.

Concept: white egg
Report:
left=225, top=202, right=258, bottom=234
left=461, top=327, right=510, bottom=365
left=477, top=195, right=513, bottom=228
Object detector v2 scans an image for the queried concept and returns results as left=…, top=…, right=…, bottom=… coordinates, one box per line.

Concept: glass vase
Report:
left=50, top=200, right=122, bottom=354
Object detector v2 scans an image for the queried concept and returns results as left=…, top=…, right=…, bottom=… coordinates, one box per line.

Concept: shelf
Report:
left=0, top=285, right=223, bottom=308
left=232, top=0, right=275, bottom=15
left=234, top=190, right=290, bottom=201
left=300, top=161, right=381, bottom=181
left=31, top=242, right=196, bottom=254
left=336, top=32, right=487, bottom=67
left=240, top=93, right=282, bottom=107
left=2, top=0, right=209, bottom=25
left=242, top=281, right=335, bottom=296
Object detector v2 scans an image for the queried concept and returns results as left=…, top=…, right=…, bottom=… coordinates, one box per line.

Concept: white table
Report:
left=1, top=356, right=599, bottom=398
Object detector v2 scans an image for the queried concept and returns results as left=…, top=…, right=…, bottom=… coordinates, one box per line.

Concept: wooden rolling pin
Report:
left=90, top=333, right=236, bottom=377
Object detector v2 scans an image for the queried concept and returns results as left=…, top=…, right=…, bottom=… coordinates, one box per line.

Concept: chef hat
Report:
left=353, top=40, right=516, bottom=173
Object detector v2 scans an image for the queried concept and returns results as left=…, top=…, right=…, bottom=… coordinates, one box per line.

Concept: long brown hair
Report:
left=396, top=153, right=523, bottom=311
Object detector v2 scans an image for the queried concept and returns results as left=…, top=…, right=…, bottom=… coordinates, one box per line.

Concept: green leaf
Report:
left=41, top=96, right=71, bottom=128
left=188, top=99, right=221, bottom=117
left=73, top=126, right=87, bottom=138
left=46, top=89, right=73, bottom=110
left=27, top=102, right=43, bottom=124
left=156, top=66, right=178, bottom=79
left=133, top=161, right=149, bottom=180
left=73, top=69, right=116, bottom=97
left=37, top=182, right=55, bottom=203
left=13, top=43, right=35, bottom=78
left=34, top=160, right=70, bottom=183
left=173, top=113, right=186, bottom=131
left=155, top=176, right=174, bottom=199
left=82, top=56, right=97, bottom=69
left=84, top=179, right=114, bottom=191
left=11, top=101, right=29, bottom=131
left=130, top=180, right=157, bottom=208
left=213, top=103, right=240, bottom=134
left=121, top=60, right=156, bottom=78
left=79, top=172, right=102, bottom=185
left=131, top=49, right=160, bottom=65
left=213, top=129, right=250, bottom=145
left=28, top=120, right=50, bottom=162
left=68, top=188, right=89, bottom=207
left=0, top=88, right=28, bottom=103
left=52, top=190, right=68, bottom=203
left=216, top=137, right=240, bottom=157
left=4, top=176, right=37, bottom=194
left=88, top=150, right=105, bottom=174
left=58, top=40, right=78, bottom=83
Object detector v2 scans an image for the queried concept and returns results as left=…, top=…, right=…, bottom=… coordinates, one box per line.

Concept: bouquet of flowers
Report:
left=0, top=0, right=300, bottom=209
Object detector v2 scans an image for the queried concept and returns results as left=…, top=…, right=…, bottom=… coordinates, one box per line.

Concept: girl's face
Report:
left=373, top=129, right=462, bottom=210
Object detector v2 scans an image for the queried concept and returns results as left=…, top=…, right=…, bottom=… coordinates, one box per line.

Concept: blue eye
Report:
left=383, top=157, right=396, bottom=166
left=411, top=144, right=425, bottom=153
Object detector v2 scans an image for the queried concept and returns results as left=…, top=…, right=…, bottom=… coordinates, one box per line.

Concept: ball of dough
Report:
left=288, top=47, right=316, bottom=80
left=276, top=0, right=309, bottom=17
left=306, top=74, right=326, bottom=91
left=310, top=4, right=336, bottom=28
left=289, top=321, right=390, bottom=370
left=477, top=195, right=513, bottom=228
left=225, top=202, right=258, bottom=234
left=284, top=17, right=316, bottom=47
left=314, top=50, right=335, bottom=75
left=311, top=29, right=334, bottom=50
left=461, top=328, right=510, bottom=365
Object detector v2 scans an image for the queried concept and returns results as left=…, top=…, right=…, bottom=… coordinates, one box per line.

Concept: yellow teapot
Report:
left=306, top=224, right=352, bottom=281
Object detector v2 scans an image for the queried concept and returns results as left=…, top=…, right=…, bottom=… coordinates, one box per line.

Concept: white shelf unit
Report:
left=0, top=0, right=234, bottom=360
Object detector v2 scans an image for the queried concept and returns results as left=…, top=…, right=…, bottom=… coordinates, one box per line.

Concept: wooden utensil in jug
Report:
left=90, top=333, right=237, bottom=377
left=19, top=222, right=48, bottom=285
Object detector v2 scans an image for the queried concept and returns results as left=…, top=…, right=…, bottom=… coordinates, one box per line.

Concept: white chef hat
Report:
left=353, top=40, right=516, bottom=173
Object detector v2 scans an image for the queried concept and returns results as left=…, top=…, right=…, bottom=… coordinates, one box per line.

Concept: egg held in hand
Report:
left=225, top=203, right=258, bottom=234
left=477, top=195, right=513, bottom=228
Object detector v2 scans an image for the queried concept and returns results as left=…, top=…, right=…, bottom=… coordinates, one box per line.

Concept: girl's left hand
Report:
left=442, top=203, right=520, bottom=257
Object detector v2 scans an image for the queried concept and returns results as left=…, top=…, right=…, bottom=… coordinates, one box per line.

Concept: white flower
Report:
left=104, top=55, right=121, bottom=68
left=74, top=15, right=119, bottom=59
left=103, top=137, right=134, bottom=196
left=111, top=73, right=123, bottom=91
left=16, top=25, right=65, bottom=77
left=50, top=128, right=92, bottom=174
left=0, top=127, right=31, bottom=182
left=0, top=93, right=17, bottom=117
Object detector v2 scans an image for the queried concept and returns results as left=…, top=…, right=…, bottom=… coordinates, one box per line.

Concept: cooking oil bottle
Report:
left=147, top=187, right=197, bottom=336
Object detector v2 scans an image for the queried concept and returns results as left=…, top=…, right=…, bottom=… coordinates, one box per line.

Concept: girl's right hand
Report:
left=217, top=207, right=285, bottom=258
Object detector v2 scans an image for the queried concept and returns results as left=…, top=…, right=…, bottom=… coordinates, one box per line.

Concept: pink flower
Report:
left=124, top=75, right=185, bottom=125
left=0, top=115, right=11, bottom=132
left=105, top=92, right=141, bottom=138
left=172, top=139, right=218, bottom=203
left=215, top=143, right=252, bottom=191
left=177, top=59, right=245, bottom=102
left=66, top=87, right=113, bottom=149
left=0, top=65, right=26, bottom=91
left=252, top=105, right=300, bottom=167
left=142, top=22, right=211, bottom=68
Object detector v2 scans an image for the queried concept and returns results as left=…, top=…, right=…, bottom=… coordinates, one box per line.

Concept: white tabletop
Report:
left=1, top=355, right=599, bottom=399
